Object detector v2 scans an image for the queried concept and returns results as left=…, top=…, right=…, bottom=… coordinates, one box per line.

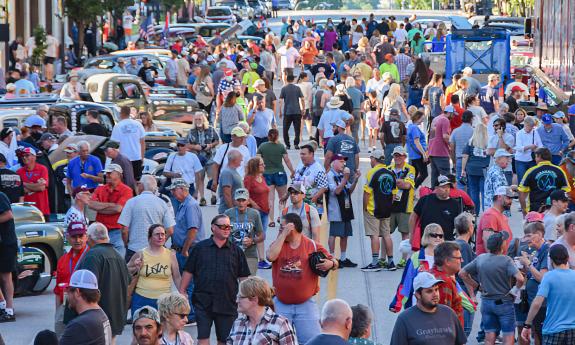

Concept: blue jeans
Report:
left=455, top=157, right=465, bottom=191
left=515, top=160, right=535, bottom=185
left=339, top=35, right=349, bottom=52
left=259, top=210, right=269, bottom=234
left=131, top=292, right=158, bottom=316
left=274, top=297, right=320, bottom=344
left=552, top=154, right=562, bottom=165
left=481, top=299, right=515, bottom=336
left=463, top=309, right=475, bottom=337
left=176, top=251, right=196, bottom=321
left=108, top=229, right=126, bottom=258
left=467, top=174, right=484, bottom=216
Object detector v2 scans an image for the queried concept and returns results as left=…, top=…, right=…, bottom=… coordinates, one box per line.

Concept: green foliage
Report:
left=160, top=0, right=185, bottom=10
left=31, top=26, right=47, bottom=66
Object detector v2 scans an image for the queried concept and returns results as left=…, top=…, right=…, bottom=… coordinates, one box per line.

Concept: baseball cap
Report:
left=231, top=127, right=247, bottom=137
left=392, top=146, right=407, bottom=156
left=511, top=85, right=524, bottom=93
left=69, top=269, right=98, bottom=290
left=24, top=115, right=47, bottom=128
left=326, top=80, right=335, bottom=87
left=72, top=185, right=90, bottom=198
left=253, top=79, right=265, bottom=88
left=437, top=175, right=451, bottom=187
left=224, top=68, right=234, bottom=77
left=37, top=104, right=49, bottom=112
left=67, top=221, right=88, bottom=236
left=249, top=62, right=258, bottom=70
left=0, top=127, right=13, bottom=140
left=117, top=57, right=125, bottom=63
left=176, top=137, right=188, bottom=145
left=525, top=211, right=544, bottom=223
left=370, top=149, right=385, bottom=161
left=444, top=104, right=455, bottom=113
left=486, top=231, right=510, bottom=252
left=413, top=271, right=444, bottom=291
left=288, top=183, right=305, bottom=194
left=332, top=154, right=348, bottom=161
left=102, top=140, right=120, bottom=150
left=234, top=188, right=250, bottom=200
left=331, top=119, right=346, bottom=129
left=64, top=143, right=78, bottom=153
left=550, top=190, right=570, bottom=202
left=103, top=163, right=123, bottom=174
left=552, top=111, right=566, bottom=119
left=541, top=113, right=553, bottom=124
left=166, top=178, right=189, bottom=190
left=493, top=148, right=513, bottom=158
left=389, top=108, right=400, bottom=117
left=21, top=147, right=36, bottom=156
left=133, top=306, right=161, bottom=325
left=494, top=186, right=518, bottom=198
left=38, top=133, right=56, bottom=142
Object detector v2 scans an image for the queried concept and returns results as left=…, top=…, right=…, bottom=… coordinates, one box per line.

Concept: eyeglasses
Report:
left=493, top=125, right=501, bottom=129
left=153, top=232, right=166, bottom=238
left=450, top=256, right=463, bottom=261
left=175, top=313, right=187, bottom=319
left=237, top=294, right=250, bottom=299
left=429, top=233, right=444, bottom=239
left=289, top=191, right=301, bottom=195
left=214, top=223, right=232, bottom=230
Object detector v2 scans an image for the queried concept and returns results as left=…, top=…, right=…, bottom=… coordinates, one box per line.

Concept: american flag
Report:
left=139, top=14, right=154, bottom=41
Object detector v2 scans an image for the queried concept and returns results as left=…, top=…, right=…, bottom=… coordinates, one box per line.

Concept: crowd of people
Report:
left=2, top=11, right=575, bottom=345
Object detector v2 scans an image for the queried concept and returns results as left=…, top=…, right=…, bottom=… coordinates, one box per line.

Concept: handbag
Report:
left=530, top=131, right=536, bottom=161
left=207, top=143, right=230, bottom=192
left=308, top=240, right=329, bottom=278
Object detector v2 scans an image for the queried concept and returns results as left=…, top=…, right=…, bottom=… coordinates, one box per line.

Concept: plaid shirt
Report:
left=395, top=53, right=412, bottom=81
left=431, top=266, right=464, bottom=327
left=226, top=307, right=298, bottom=345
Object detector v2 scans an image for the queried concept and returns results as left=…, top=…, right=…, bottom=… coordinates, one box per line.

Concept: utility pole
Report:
left=60, top=0, right=66, bottom=74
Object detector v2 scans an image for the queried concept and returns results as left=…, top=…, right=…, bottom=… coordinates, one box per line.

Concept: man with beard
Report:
left=132, top=306, right=162, bottom=345
left=475, top=186, right=516, bottom=255
left=390, top=272, right=467, bottom=345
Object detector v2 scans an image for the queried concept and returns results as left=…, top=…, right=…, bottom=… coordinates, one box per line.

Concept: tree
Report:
left=64, top=0, right=104, bottom=59
left=161, top=0, right=185, bottom=11
left=31, top=26, right=47, bottom=67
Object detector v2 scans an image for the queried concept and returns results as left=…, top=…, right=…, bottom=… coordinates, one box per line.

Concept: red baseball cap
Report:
left=224, top=69, right=233, bottom=77
left=511, top=85, right=524, bottom=93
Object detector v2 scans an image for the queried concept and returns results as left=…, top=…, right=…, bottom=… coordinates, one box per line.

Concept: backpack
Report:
left=282, top=204, right=312, bottom=227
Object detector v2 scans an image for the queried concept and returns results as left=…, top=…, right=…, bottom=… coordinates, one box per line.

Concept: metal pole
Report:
left=60, top=0, right=65, bottom=74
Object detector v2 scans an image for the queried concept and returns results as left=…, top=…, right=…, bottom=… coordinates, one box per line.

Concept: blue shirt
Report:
left=346, top=87, right=364, bottom=109
left=326, top=133, right=360, bottom=172
left=249, top=108, right=275, bottom=138
left=66, top=155, right=103, bottom=189
left=173, top=195, right=204, bottom=248
left=525, top=243, right=549, bottom=302
left=406, top=123, right=426, bottom=159
left=537, top=124, right=570, bottom=155
left=449, top=123, right=474, bottom=158
left=537, top=268, right=575, bottom=335
left=14, top=79, right=36, bottom=96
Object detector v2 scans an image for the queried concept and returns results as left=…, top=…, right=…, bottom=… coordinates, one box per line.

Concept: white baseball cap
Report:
left=69, top=269, right=98, bottom=290
left=413, top=272, right=443, bottom=291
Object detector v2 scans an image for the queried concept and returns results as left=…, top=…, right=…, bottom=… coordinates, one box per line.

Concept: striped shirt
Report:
left=395, top=53, right=412, bottom=81
left=226, top=307, right=298, bottom=345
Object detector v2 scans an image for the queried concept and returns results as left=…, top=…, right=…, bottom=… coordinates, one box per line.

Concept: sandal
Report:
left=268, top=222, right=276, bottom=228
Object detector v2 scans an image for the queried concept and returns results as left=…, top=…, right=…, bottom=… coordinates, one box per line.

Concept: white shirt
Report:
left=393, top=29, right=408, bottom=43
left=366, top=78, right=385, bottom=94
left=278, top=46, right=300, bottom=69
left=297, top=81, right=313, bottom=110
left=514, top=128, right=542, bottom=162
left=317, top=108, right=353, bottom=139
left=212, top=143, right=250, bottom=177
left=164, top=152, right=203, bottom=185
left=111, top=119, right=146, bottom=161
left=468, top=105, right=488, bottom=127
left=60, top=82, right=85, bottom=99
left=45, top=35, right=59, bottom=58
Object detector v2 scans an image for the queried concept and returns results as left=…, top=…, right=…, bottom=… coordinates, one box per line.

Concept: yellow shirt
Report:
left=135, top=247, right=172, bottom=299
left=242, top=71, right=261, bottom=94
left=387, top=161, right=416, bottom=213
left=363, top=163, right=398, bottom=216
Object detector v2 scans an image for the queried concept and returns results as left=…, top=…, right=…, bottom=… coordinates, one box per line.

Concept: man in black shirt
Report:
left=82, top=110, right=109, bottom=137
left=505, top=86, right=523, bottom=113
left=410, top=175, right=462, bottom=241
left=138, top=58, right=158, bottom=87
left=179, top=214, right=250, bottom=345
left=0, top=192, right=16, bottom=322
left=0, top=154, right=23, bottom=203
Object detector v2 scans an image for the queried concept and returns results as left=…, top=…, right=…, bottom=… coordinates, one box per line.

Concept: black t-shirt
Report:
left=279, top=84, right=304, bottom=115
left=138, top=66, right=159, bottom=86
left=0, top=192, right=16, bottom=245
left=519, top=162, right=568, bottom=213
left=413, top=194, right=462, bottom=241
left=82, top=123, right=109, bottom=137
left=377, top=22, right=390, bottom=36
left=505, top=96, right=519, bottom=113
left=369, top=166, right=396, bottom=219
left=310, top=63, right=335, bottom=78
left=308, top=334, right=348, bottom=345
left=380, top=119, right=406, bottom=144
left=0, top=169, right=23, bottom=203
left=60, top=308, right=112, bottom=345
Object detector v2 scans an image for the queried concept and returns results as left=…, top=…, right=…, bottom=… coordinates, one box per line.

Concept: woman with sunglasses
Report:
left=157, top=293, right=194, bottom=345
left=127, top=224, right=181, bottom=316
left=389, top=223, right=445, bottom=313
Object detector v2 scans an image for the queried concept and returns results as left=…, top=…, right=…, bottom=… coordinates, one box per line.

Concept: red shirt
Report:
left=431, top=266, right=464, bottom=327
left=91, top=182, right=133, bottom=230
left=428, top=114, right=451, bottom=157
left=54, top=246, right=89, bottom=303
left=244, top=175, right=270, bottom=214
left=272, top=236, right=332, bottom=305
left=450, top=104, right=464, bottom=129
left=17, top=163, right=50, bottom=215
left=476, top=207, right=512, bottom=255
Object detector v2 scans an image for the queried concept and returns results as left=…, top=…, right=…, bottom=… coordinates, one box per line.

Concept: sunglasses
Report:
left=450, top=256, right=463, bottom=261
left=176, top=313, right=187, bottom=319
left=237, top=294, right=249, bottom=299
left=214, top=224, right=232, bottom=230
left=429, top=233, right=444, bottom=239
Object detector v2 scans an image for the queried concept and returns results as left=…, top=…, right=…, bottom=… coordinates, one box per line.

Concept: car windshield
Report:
left=208, top=8, right=231, bottom=16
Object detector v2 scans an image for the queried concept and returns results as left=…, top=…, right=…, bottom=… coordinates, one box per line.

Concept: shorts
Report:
left=195, top=305, right=236, bottom=342
left=543, top=329, right=575, bottom=345
left=364, top=212, right=390, bottom=237
left=329, top=221, right=353, bottom=237
left=246, top=257, right=258, bottom=276
left=390, top=212, right=410, bottom=234
left=303, top=109, right=311, bottom=120
left=0, top=243, right=17, bottom=273
left=481, top=299, right=516, bottom=336
left=264, top=171, right=287, bottom=187
left=43, top=56, right=55, bottom=65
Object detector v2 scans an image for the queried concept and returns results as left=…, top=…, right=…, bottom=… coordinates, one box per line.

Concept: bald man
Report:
left=307, top=299, right=353, bottom=344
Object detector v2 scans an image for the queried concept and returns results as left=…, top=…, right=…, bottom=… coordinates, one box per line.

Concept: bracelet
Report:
left=523, top=324, right=532, bottom=329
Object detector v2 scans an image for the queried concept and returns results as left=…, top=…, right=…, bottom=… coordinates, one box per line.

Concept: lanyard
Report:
left=235, top=208, right=248, bottom=227
left=69, top=246, right=88, bottom=274
left=162, top=332, right=179, bottom=345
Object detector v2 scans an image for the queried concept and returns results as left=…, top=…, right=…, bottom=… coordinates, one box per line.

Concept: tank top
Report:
left=368, top=98, right=378, bottom=111
left=136, top=247, right=173, bottom=299
left=313, top=89, right=325, bottom=116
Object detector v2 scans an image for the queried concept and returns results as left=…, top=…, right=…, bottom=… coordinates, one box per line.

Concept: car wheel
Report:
left=26, top=243, right=56, bottom=277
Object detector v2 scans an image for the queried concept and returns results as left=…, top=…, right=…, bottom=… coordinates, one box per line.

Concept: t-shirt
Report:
left=462, top=253, right=518, bottom=301
left=406, top=124, right=426, bottom=160
left=449, top=124, right=473, bottom=159
left=537, top=268, right=575, bottom=335
left=325, top=133, right=360, bottom=172
left=17, top=163, right=50, bottom=215
left=476, top=207, right=512, bottom=255
left=480, top=85, right=498, bottom=114
left=413, top=194, right=461, bottom=241
left=0, top=169, right=23, bottom=203
left=243, top=175, right=270, bottom=213
left=0, top=192, right=16, bottom=245
left=249, top=108, right=275, bottom=139
left=543, top=212, right=559, bottom=241
left=307, top=334, right=348, bottom=345
left=218, top=168, right=244, bottom=214
left=364, top=165, right=397, bottom=219
left=525, top=243, right=549, bottom=302
left=277, top=46, right=300, bottom=69
left=518, top=162, right=570, bottom=212
left=164, top=152, right=203, bottom=185
left=462, top=144, right=490, bottom=176
left=423, top=85, right=444, bottom=118
left=548, top=236, right=575, bottom=270
left=271, top=236, right=332, bottom=305
left=428, top=115, right=451, bottom=157
left=82, top=123, right=109, bottom=137
left=213, top=143, right=250, bottom=178
left=279, top=84, right=303, bottom=115
left=390, top=305, right=467, bottom=345
left=380, top=119, right=406, bottom=145
left=257, top=142, right=287, bottom=174
left=110, top=119, right=146, bottom=161
left=242, top=71, right=260, bottom=94
left=59, top=308, right=112, bottom=345
left=317, top=109, right=353, bottom=139
left=67, top=155, right=103, bottom=189
left=224, top=207, right=263, bottom=259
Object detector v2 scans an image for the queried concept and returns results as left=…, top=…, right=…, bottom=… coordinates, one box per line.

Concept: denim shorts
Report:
left=264, top=171, right=288, bottom=187
left=481, top=299, right=516, bottom=336
left=131, top=292, right=158, bottom=316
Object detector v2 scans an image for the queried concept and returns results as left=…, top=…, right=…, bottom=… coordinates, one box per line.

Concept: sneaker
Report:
left=378, top=259, right=388, bottom=268
left=210, top=195, right=217, bottom=205
left=397, top=259, right=407, bottom=269
left=384, top=261, right=397, bottom=271
left=199, top=197, right=207, bottom=206
left=368, top=148, right=372, bottom=154
left=361, top=263, right=382, bottom=272
left=294, top=145, right=300, bottom=149
left=258, top=260, right=272, bottom=269
left=339, top=258, right=358, bottom=268
left=0, top=311, right=15, bottom=323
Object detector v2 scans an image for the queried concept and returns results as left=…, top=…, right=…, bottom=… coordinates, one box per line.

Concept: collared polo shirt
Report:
left=173, top=194, right=204, bottom=248
left=66, top=155, right=103, bottom=189
left=91, top=182, right=133, bottom=230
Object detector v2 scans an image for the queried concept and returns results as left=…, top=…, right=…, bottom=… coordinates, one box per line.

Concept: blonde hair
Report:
left=190, top=112, right=209, bottom=129
left=246, top=156, right=263, bottom=177
left=386, top=83, right=401, bottom=103
left=470, top=122, right=488, bottom=149
left=157, top=293, right=191, bottom=322
left=421, top=223, right=443, bottom=248
left=239, top=276, right=275, bottom=308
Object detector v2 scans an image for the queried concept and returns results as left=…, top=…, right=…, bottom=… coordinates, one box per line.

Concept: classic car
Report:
left=0, top=108, right=37, bottom=130
left=80, top=54, right=167, bottom=85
